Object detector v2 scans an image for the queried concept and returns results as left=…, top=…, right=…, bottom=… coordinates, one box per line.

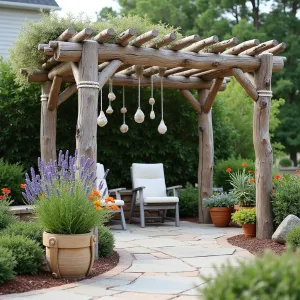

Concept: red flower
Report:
left=248, top=170, right=252, bottom=174
left=20, top=184, right=25, bottom=189
left=296, top=170, right=300, bottom=173
left=249, top=178, right=255, bottom=183
left=0, top=195, right=4, bottom=200
left=274, top=174, right=281, bottom=180
left=242, top=162, right=247, bottom=167
left=1, top=188, right=11, bottom=195
left=226, top=168, right=232, bottom=173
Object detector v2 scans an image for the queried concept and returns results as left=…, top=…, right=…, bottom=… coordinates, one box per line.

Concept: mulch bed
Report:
left=228, top=234, right=286, bottom=256
left=0, top=251, right=119, bottom=295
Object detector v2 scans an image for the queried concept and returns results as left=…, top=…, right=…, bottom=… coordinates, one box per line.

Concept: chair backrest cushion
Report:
left=96, top=163, right=108, bottom=195
left=131, top=163, right=167, bottom=198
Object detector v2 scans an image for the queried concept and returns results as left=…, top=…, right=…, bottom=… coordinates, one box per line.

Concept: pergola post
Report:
left=40, top=81, right=57, bottom=163
left=197, top=89, right=213, bottom=223
left=253, top=53, right=274, bottom=239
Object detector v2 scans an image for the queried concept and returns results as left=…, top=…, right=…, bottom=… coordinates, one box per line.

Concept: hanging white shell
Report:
left=97, top=111, right=108, bottom=127
left=120, top=124, right=129, bottom=133
left=158, top=119, right=167, bottom=134
left=149, top=97, right=155, bottom=105
left=108, top=92, right=116, bottom=101
left=106, top=105, right=113, bottom=114
left=134, top=108, right=145, bottom=123
left=120, top=107, right=127, bottom=114
left=150, top=110, right=155, bottom=119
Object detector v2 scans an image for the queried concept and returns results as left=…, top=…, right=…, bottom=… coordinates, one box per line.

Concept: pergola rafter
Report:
left=20, top=27, right=286, bottom=239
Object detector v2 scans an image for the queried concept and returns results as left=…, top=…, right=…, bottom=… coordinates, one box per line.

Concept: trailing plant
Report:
left=0, top=235, right=43, bottom=275
left=231, top=208, right=256, bottom=225
left=98, top=226, right=115, bottom=258
left=0, top=247, right=16, bottom=284
left=177, top=183, right=198, bottom=217
left=203, top=192, right=236, bottom=208
left=0, top=190, right=16, bottom=230
left=286, top=225, right=300, bottom=251
left=279, top=157, right=292, bottom=167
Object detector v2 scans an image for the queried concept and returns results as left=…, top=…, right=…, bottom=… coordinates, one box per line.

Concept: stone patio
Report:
left=2, top=222, right=254, bottom=300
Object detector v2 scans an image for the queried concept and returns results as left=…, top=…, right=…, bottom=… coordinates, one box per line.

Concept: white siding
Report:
left=0, top=7, right=42, bottom=59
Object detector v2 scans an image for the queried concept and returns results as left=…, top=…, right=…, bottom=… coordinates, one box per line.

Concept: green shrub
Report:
left=178, top=183, right=198, bottom=217
left=279, top=157, right=292, bottom=167
left=0, top=197, right=16, bottom=230
left=201, top=250, right=300, bottom=300
left=214, top=158, right=255, bottom=192
left=203, top=193, right=236, bottom=208
left=98, top=226, right=115, bottom=258
left=0, top=235, right=43, bottom=275
left=286, top=225, right=300, bottom=251
left=271, top=174, right=300, bottom=226
left=231, top=208, right=256, bottom=225
left=0, top=221, right=43, bottom=247
left=0, top=247, right=16, bottom=283
left=297, top=159, right=300, bottom=166
left=0, top=159, right=25, bottom=205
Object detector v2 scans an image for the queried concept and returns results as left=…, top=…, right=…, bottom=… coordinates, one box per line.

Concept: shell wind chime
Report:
left=120, top=86, right=129, bottom=133
left=149, top=75, right=155, bottom=119
left=97, top=88, right=108, bottom=127
left=106, top=78, right=115, bottom=114
left=158, top=68, right=167, bottom=134
left=134, top=65, right=145, bottom=123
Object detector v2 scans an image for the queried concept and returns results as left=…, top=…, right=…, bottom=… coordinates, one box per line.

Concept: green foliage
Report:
left=0, top=197, right=16, bottom=230
left=98, top=226, right=115, bottom=258
left=201, top=250, right=300, bottom=300
left=178, top=183, right=198, bottom=217
left=0, top=221, right=44, bottom=247
left=231, top=208, right=256, bottom=225
left=286, top=225, right=300, bottom=251
left=279, top=157, right=293, bottom=167
left=0, top=247, right=16, bottom=283
left=203, top=193, right=236, bottom=208
left=0, top=235, right=43, bottom=275
left=214, top=158, right=255, bottom=192
left=0, top=158, right=25, bottom=205
left=271, top=174, right=300, bottom=226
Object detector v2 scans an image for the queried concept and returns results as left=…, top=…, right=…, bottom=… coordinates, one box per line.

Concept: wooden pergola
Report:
left=20, top=27, right=286, bottom=239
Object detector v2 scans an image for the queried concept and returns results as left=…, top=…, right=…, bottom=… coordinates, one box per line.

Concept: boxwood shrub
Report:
left=286, top=225, right=300, bottom=251
left=98, top=226, right=115, bottom=258
left=0, top=246, right=16, bottom=283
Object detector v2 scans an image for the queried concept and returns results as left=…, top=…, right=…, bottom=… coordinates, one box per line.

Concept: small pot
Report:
left=209, top=207, right=232, bottom=227
left=242, top=224, right=256, bottom=238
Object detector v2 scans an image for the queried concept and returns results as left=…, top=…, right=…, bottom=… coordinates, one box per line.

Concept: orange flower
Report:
left=88, top=195, right=94, bottom=201
left=105, top=205, right=112, bottom=209
left=40, top=194, right=45, bottom=199
left=94, top=200, right=101, bottom=207
left=20, top=184, right=25, bottom=189
left=105, top=196, right=115, bottom=203
left=0, top=195, right=4, bottom=200
left=248, top=170, right=252, bottom=174
left=242, top=162, right=247, bottom=168
left=249, top=178, right=255, bottom=183
left=296, top=170, right=300, bottom=173
left=225, top=168, right=232, bottom=173
left=1, top=188, right=11, bottom=195
left=272, top=189, right=275, bottom=193
left=92, top=189, right=101, bottom=198
left=274, top=174, right=281, bottom=180
left=112, top=205, right=119, bottom=210
left=95, top=206, right=102, bottom=210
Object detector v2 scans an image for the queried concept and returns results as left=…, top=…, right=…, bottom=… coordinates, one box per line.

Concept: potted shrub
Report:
left=232, top=208, right=256, bottom=238
left=204, top=193, right=236, bottom=227
left=23, top=150, right=110, bottom=279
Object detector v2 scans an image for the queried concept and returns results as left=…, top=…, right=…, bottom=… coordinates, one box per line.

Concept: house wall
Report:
left=0, top=7, right=42, bottom=59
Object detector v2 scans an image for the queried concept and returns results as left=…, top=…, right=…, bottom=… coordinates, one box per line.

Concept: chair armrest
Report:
left=166, top=185, right=183, bottom=190
left=109, top=188, right=126, bottom=193
left=132, top=186, right=145, bottom=193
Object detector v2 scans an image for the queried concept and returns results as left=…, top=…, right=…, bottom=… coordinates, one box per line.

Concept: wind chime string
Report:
left=134, top=66, right=145, bottom=123
left=107, top=78, right=115, bottom=114
left=149, top=75, right=155, bottom=119
left=158, top=76, right=167, bottom=134
left=120, top=85, right=129, bottom=133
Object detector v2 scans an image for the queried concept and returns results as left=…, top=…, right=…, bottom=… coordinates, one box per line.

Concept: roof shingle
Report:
left=0, top=0, right=59, bottom=7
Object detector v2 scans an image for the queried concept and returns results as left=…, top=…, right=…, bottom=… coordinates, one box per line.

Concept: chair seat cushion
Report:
left=101, top=200, right=124, bottom=206
left=144, top=197, right=179, bottom=204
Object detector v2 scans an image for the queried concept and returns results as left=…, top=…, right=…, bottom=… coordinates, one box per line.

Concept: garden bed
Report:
left=228, top=234, right=286, bottom=255
left=0, top=251, right=119, bottom=295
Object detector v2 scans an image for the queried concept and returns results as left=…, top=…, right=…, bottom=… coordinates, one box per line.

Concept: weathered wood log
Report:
left=44, top=47, right=54, bottom=56
left=40, top=81, right=56, bottom=163
left=171, top=68, right=204, bottom=77
left=240, top=40, right=278, bottom=56
left=20, top=68, right=49, bottom=82
left=253, top=53, right=274, bottom=239
left=49, top=41, right=58, bottom=48
left=48, top=62, right=72, bottom=80
left=169, top=35, right=200, bottom=51
left=198, top=89, right=213, bottom=224
left=147, top=32, right=177, bottom=49
left=232, top=68, right=258, bottom=101
left=93, top=28, right=115, bottom=43
left=224, top=39, right=260, bottom=55
left=130, top=29, right=158, bottom=47
left=98, top=60, right=123, bottom=89
left=54, top=42, right=285, bottom=73
left=48, top=75, right=62, bottom=111
left=98, top=62, right=109, bottom=71
left=42, top=57, right=58, bottom=70
left=71, top=62, right=80, bottom=84
left=69, top=28, right=93, bottom=42
left=116, top=28, right=136, bottom=46
left=57, top=83, right=77, bottom=107
left=183, top=36, right=219, bottom=53
left=119, top=66, right=136, bottom=75
left=263, top=42, right=286, bottom=55
left=180, top=90, right=202, bottom=113
left=38, top=44, right=48, bottom=51
left=202, top=78, right=223, bottom=113
left=201, top=37, right=239, bottom=53
left=58, top=28, right=76, bottom=41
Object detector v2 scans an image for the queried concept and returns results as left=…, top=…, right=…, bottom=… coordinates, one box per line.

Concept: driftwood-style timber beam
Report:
left=224, top=39, right=260, bottom=55
left=147, top=32, right=177, bottom=49
left=240, top=40, right=278, bottom=55
left=130, top=29, right=158, bottom=47
left=201, top=37, right=239, bottom=53
left=48, top=76, right=62, bottom=111
left=202, top=77, right=224, bottom=113
left=98, top=60, right=123, bottom=89
left=116, top=28, right=136, bottom=46
left=44, top=47, right=54, bottom=56
left=69, top=28, right=93, bottom=42
left=263, top=42, right=286, bottom=55
left=183, top=36, right=219, bottom=53
left=71, top=62, right=79, bottom=84
left=180, top=90, right=202, bottom=113
left=57, top=83, right=77, bottom=107
left=93, top=28, right=115, bottom=43
left=48, top=62, right=72, bottom=80
left=168, top=35, right=200, bottom=51
left=232, top=68, right=258, bottom=101
left=58, top=28, right=76, bottom=41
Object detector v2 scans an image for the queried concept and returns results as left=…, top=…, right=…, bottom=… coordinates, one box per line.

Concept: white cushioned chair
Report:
left=96, top=163, right=126, bottom=230
left=129, top=163, right=182, bottom=227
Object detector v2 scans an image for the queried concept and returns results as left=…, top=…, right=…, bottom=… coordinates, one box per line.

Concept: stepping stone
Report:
left=114, top=292, right=173, bottom=300
left=179, top=228, right=226, bottom=235
left=154, top=246, right=235, bottom=258
left=182, top=255, right=241, bottom=268
left=113, top=233, right=149, bottom=242
left=134, top=254, right=158, bottom=260
left=7, top=291, right=93, bottom=300
left=114, top=241, right=136, bottom=249
left=111, top=275, right=205, bottom=294
left=125, top=259, right=196, bottom=273
left=131, top=237, right=185, bottom=248
left=125, top=247, right=154, bottom=254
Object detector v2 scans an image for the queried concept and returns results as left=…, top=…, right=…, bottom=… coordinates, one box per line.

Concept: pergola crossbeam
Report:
left=98, top=60, right=123, bottom=89
left=180, top=90, right=202, bottom=113
left=116, top=28, right=136, bottom=46
left=201, top=37, right=239, bottom=53
left=202, top=77, right=224, bottom=113
left=240, top=40, right=278, bottom=55
left=130, top=29, right=158, bottom=47
left=168, top=35, right=200, bottom=51
left=47, top=75, right=62, bottom=111
left=263, top=42, right=286, bottom=55
left=69, top=28, right=93, bottom=43
left=183, top=36, right=219, bottom=53
left=57, top=83, right=77, bottom=107
left=147, top=32, right=177, bottom=49
left=93, top=28, right=115, bottom=43
left=224, top=39, right=260, bottom=55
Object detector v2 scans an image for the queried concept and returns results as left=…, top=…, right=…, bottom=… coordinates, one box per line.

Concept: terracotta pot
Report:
left=242, top=224, right=256, bottom=238
left=209, top=207, right=232, bottom=227
left=43, top=231, right=96, bottom=279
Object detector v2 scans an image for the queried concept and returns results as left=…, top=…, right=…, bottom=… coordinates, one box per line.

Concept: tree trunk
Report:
left=40, top=81, right=57, bottom=163
left=253, top=53, right=274, bottom=239
left=250, top=0, right=260, bottom=29
left=197, top=89, right=213, bottom=224
left=290, top=151, right=297, bottom=167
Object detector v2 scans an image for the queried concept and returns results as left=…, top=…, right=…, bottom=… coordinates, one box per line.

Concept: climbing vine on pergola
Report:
left=20, top=26, right=286, bottom=239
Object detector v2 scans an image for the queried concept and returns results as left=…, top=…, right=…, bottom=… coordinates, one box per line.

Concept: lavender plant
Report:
left=23, top=150, right=109, bottom=234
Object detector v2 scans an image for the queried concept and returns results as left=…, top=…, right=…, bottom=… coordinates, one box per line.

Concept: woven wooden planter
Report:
left=43, top=231, right=96, bottom=279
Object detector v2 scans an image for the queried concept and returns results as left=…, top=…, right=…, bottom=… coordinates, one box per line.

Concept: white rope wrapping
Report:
left=40, top=94, right=49, bottom=101
left=77, top=81, right=100, bottom=89
left=257, top=90, right=273, bottom=98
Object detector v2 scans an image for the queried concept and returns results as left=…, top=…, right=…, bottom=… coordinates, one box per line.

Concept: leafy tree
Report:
left=96, top=7, right=118, bottom=21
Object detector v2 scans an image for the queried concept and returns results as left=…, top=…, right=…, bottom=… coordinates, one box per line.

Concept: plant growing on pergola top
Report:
left=20, top=27, right=286, bottom=239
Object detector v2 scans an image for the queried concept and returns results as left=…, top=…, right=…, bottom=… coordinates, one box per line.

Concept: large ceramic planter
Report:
left=209, top=207, right=232, bottom=227
left=43, top=231, right=96, bottom=279
left=242, top=224, right=256, bottom=238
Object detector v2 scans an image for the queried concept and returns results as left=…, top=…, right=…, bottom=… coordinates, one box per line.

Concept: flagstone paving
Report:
left=2, top=222, right=254, bottom=300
